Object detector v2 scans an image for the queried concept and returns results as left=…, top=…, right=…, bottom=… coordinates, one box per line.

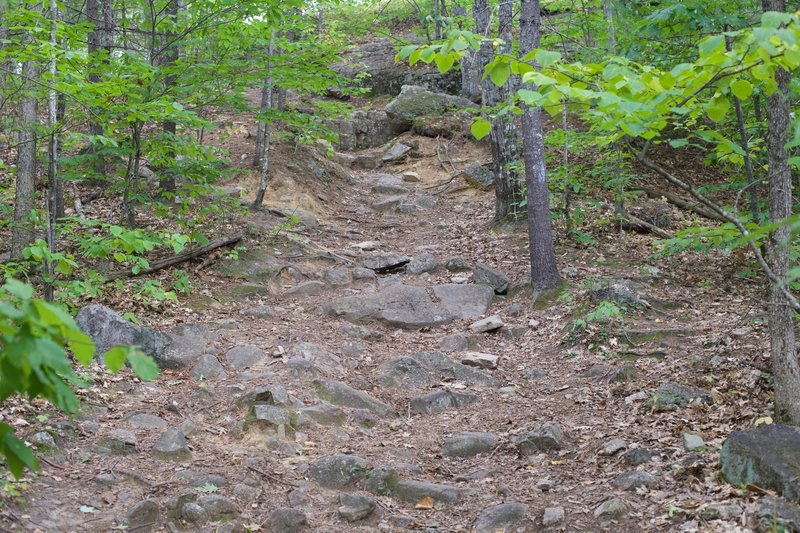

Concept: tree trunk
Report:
left=602, top=0, right=616, bottom=51
left=44, top=0, right=59, bottom=301
left=253, top=31, right=274, bottom=208
left=454, top=4, right=481, bottom=101
left=520, top=0, right=561, bottom=290
left=762, top=0, right=799, bottom=424
left=11, top=55, right=39, bottom=259
left=86, top=0, right=113, bottom=137
left=159, top=0, right=179, bottom=194
left=0, top=0, right=9, bottom=111
left=433, top=0, right=442, bottom=39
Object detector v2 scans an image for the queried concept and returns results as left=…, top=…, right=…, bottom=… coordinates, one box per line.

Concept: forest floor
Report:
left=0, top=91, right=778, bottom=533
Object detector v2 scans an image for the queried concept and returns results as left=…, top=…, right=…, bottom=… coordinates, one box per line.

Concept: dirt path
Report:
left=5, top=125, right=771, bottom=532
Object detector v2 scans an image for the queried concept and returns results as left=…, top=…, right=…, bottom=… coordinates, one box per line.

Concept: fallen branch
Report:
left=107, top=234, right=242, bottom=280
left=621, top=212, right=675, bottom=239
left=634, top=186, right=726, bottom=223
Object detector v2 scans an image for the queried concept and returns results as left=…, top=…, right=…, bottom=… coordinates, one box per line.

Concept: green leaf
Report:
left=706, top=95, right=730, bottom=122
left=730, top=79, right=753, bottom=100
left=434, top=53, right=455, bottom=74
left=669, top=139, right=689, bottom=148
left=397, top=44, right=417, bottom=59
left=3, top=279, right=33, bottom=300
left=0, top=424, right=38, bottom=479
left=535, top=50, right=561, bottom=68
left=698, top=35, right=724, bottom=57
left=490, top=62, right=511, bottom=87
left=762, top=11, right=793, bottom=28
left=127, top=352, right=159, bottom=381
left=470, top=118, right=492, bottom=140
left=103, top=346, right=128, bottom=373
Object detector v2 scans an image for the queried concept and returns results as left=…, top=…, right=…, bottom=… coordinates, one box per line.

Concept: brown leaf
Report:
left=415, top=496, right=434, bottom=510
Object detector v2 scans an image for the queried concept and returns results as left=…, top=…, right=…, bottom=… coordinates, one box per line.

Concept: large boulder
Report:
left=76, top=305, right=170, bottom=364
left=720, top=424, right=800, bottom=502
left=384, top=85, right=478, bottom=131
left=332, top=110, right=400, bottom=151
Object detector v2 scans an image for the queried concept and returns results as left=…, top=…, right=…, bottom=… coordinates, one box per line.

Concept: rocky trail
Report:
left=3, top=91, right=790, bottom=533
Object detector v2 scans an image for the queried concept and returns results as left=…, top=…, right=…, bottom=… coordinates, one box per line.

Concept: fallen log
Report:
left=634, top=186, right=726, bottom=223
left=621, top=212, right=675, bottom=239
left=107, top=234, right=242, bottom=280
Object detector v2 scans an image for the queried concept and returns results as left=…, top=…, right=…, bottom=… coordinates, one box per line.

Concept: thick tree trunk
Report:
left=159, top=0, right=179, bottom=194
left=11, top=60, right=39, bottom=259
left=454, top=5, right=481, bottom=101
left=762, top=0, right=799, bottom=424
left=86, top=0, right=113, bottom=137
left=520, top=0, right=560, bottom=290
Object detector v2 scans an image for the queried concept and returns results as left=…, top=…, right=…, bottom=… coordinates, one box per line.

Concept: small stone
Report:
left=611, top=471, right=657, bottom=491
left=390, top=478, right=473, bottom=503
left=266, top=508, right=308, bottom=533
left=599, top=438, right=626, bottom=456
left=197, top=495, right=239, bottom=521
left=516, top=422, right=565, bottom=455
left=361, top=252, right=411, bottom=272
left=460, top=352, right=499, bottom=370
left=683, top=433, right=705, bottom=451
left=124, top=413, right=169, bottom=430
left=402, top=171, right=420, bottom=182
left=123, top=500, right=161, bottom=532
left=581, top=364, right=609, bottom=378
left=190, top=354, right=228, bottom=381
left=445, top=256, right=470, bottom=272
left=461, top=163, right=494, bottom=191
left=225, top=344, right=265, bottom=369
left=101, top=429, right=137, bottom=454
left=542, top=506, right=565, bottom=526
left=469, top=315, right=504, bottom=333
left=180, top=502, right=207, bottom=525
left=699, top=502, right=743, bottom=521
left=338, top=493, right=376, bottom=522
left=473, top=502, right=528, bottom=533
left=382, top=142, right=412, bottom=163
left=439, top=333, right=470, bottom=352
left=341, top=324, right=383, bottom=341
left=242, top=305, right=273, bottom=317
left=154, top=428, right=190, bottom=461
left=624, top=448, right=658, bottom=466
left=594, top=498, right=627, bottom=520
left=297, top=404, right=346, bottom=427
left=372, top=195, right=404, bottom=212
left=325, top=268, right=353, bottom=286
left=441, top=432, right=497, bottom=457
left=314, top=379, right=395, bottom=417
left=29, top=432, right=57, bottom=450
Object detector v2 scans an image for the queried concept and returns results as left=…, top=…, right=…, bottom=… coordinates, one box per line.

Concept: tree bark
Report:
left=454, top=4, right=481, bottom=101
left=44, top=0, right=59, bottom=301
left=520, top=0, right=561, bottom=290
left=253, top=31, right=274, bottom=208
left=762, top=0, right=799, bottom=424
left=159, top=0, right=179, bottom=194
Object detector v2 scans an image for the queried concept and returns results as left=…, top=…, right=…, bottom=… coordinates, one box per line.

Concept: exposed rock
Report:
left=611, top=471, right=657, bottom=491
left=372, top=195, right=404, bottom=212
left=190, top=354, right=228, bottom=381
left=197, top=495, right=239, bottom=521
left=412, top=113, right=469, bottom=138
left=720, top=424, right=800, bottom=502
left=370, top=174, right=409, bottom=195
left=445, top=256, right=471, bottom=272
left=268, top=206, right=319, bottom=228
left=461, top=163, right=494, bottom=191
left=76, top=304, right=171, bottom=366
left=341, top=324, right=383, bottom=341
left=410, top=390, right=478, bottom=415
left=624, top=448, right=658, bottom=466
left=309, top=454, right=370, bottom=489
left=473, top=502, right=528, bottom=533
left=441, top=432, right=498, bottom=457
left=324, top=267, right=353, bottom=286
left=699, top=502, right=743, bottom=521
left=402, top=171, right=420, bottom=182
left=599, top=437, right=626, bottom=456
left=411, top=352, right=497, bottom=385
left=542, top=506, right=565, bottom=526
left=594, top=498, right=627, bottom=520
left=123, top=413, right=168, bottom=430
left=338, top=493, right=376, bottom=522
left=162, top=323, right=218, bottom=369
left=460, top=352, right=499, bottom=370
left=240, top=384, right=294, bottom=408
left=251, top=405, right=292, bottom=433
left=287, top=342, right=343, bottom=376
left=314, top=380, right=396, bottom=417
left=609, top=365, right=638, bottom=383
left=296, top=404, right=346, bottom=427
left=180, top=502, right=207, bottom=525
left=382, top=143, right=412, bottom=163
left=581, top=364, right=609, bottom=378
left=332, top=110, right=396, bottom=151
left=407, top=253, right=439, bottom=275
left=384, top=85, right=478, bottom=129
left=469, top=315, right=504, bottom=333
left=439, top=333, right=471, bottom=352
left=225, top=344, right=265, bottom=369
left=473, top=264, right=510, bottom=294
left=29, top=431, right=56, bottom=450
left=516, top=422, right=565, bottom=455
left=361, top=252, right=411, bottom=272
left=756, top=496, right=800, bottom=532
left=100, top=429, right=138, bottom=454
left=378, top=357, right=437, bottom=389
left=153, top=428, right=190, bottom=461
left=432, top=284, right=494, bottom=320
left=683, top=433, right=705, bottom=451
left=352, top=153, right=383, bottom=170
left=285, top=280, right=327, bottom=297
left=646, top=381, right=713, bottom=412
left=390, top=478, right=473, bottom=503
left=341, top=341, right=366, bottom=357
left=124, top=499, right=161, bottom=532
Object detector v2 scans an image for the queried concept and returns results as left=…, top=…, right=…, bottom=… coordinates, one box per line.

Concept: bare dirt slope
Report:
left=2, top=114, right=774, bottom=533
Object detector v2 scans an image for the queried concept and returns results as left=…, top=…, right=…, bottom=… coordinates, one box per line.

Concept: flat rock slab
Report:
left=442, top=432, right=498, bottom=457
left=338, top=493, right=376, bottom=522
left=411, top=352, right=497, bottom=385
left=460, top=352, right=499, bottom=370
left=390, top=478, right=474, bottom=503
left=469, top=315, right=504, bottom=333
left=410, top=389, right=478, bottom=415
left=314, top=379, right=396, bottom=417
left=474, top=502, right=529, bottom=533
left=516, top=421, right=565, bottom=455
left=285, top=280, right=327, bottom=297
left=721, top=424, right=800, bottom=503
left=378, top=357, right=438, bottom=389
left=370, top=174, right=409, bottom=194
left=361, top=252, right=411, bottom=272
left=473, top=264, right=510, bottom=294
left=225, top=344, right=265, bottom=369
left=319, top=284, right=455, bottom=330
left=310, top=454, right=370, bottom=489
left=432, top=284, right=494, bottom=320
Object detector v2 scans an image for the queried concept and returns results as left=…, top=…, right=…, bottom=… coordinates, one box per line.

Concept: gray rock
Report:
left=372, top=195, right=405, bottom=212
left=398, top=202, right=417, bottom=214
left=370, top=174, right=408, bottom=195
left=756, top=496, right=800, bottom=532
left=309, top=454, right=370, bottom=489
left=411, top=352, right=497, bottom=385
left=251, top=405, right=292, bottom=430
left=285, top=280, right=326, bottom=297
left=297, top=404, right=346, bottom=427
left=439, top=333, right=470, bottom=352
left=268, top=206, right=318, bottom=228
left=432, top=284, right=494, bottom=320
left=352, top=153, right=383, bottom=170
left=460, top=352, right=499, bottom=370
left=590, top=280, right=643, bottom=306
left=390, top=478, right=473, bottom=503
left=384, top=85, right=478, bottom=127
left=473, top=503, right=528, bottom=533
left=162, top=323, right=217, bottom=369
left=288, top=342, right=343, bottom=376
left=624, top=448, right=658, bottom=466
left=647, top=381, right=713, bottom=412
left=441, top=432, right=497, bottom=457
left=594, top=497, right=627, bottom=519
left=197, top=495, right=239, bottom=521
left=100, top=429, right=138, bottom=454
left=240, top=384, right=294, bottom=408
left=361, top=252, right=411, bottom=272
left=29, top=431, right=56, bottom=450
left=581, top=364, right=609, bottom=378
left=340, top=324, right=383, bottom=341
left=154, top=428, right=190, bottom=461
left=190, top=354, right=228, bottom=381
left=611, top=471, right=657, bottom=491
left=124, top=499, right=161, bottom=532
left=720, top=424, right=800, bottom=502
left=683, top=433, right=705, bottom=451
left=314, top=379, right=395, bottom=417
left=402, top=171, right=420, bottom=182
left=233, top=483, right=260, bottom=503
left=352, top=409, right=379, bottom=429
left=599, top=438, right=626, bottom=456
left=516, top=422, right=565, bottom=455
left=410, top=390, right=478, bottom=415
left=76, top=304, right=172, bottom=366
left=461, top=163, right=494, bottom=191
left=445, top=256, right=470, bottom=272
left=414, top=194, right=437, bottom=209
left=542, top=506, right=565, bottom=526
left=242, top=305, right=273, bottom=317
left=407, top=253, right=439, bottom=275
left=473, top=264, right=510, bottom=294
left=124, top=413, right=167, bottom=430
left=699, top=502, right=743, bottom=521
left=379, top=357, right=437, bottom=389
left=382, top=143, right=413, bottom=163
left=180, top=502, right=207, bottom=525
left=341, top=341, right=367, bottom=357
left=469, top=315, right=504, bottom=333
left=338, top=493, right=376, bottom=522
left=610, top=365, right=638, bottom=383
left=266, top=508, right=307, bottom=533
left=324, top=268, right=353, bottom=286
left=225, top=344, right=265, bottom=369
left=332, top=110, right=395, bottom=151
